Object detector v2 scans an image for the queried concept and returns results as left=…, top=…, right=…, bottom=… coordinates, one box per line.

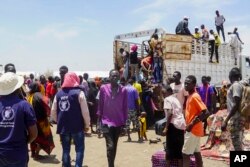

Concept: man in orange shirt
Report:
left=182, top=75, right=210, bottom=167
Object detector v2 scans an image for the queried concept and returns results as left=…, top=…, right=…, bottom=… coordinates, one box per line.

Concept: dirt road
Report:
left=29, top=126, right=228, bottom=167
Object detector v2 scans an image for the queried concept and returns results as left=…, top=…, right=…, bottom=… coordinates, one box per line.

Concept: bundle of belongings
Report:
left=201, top=109, right=250, bottom=163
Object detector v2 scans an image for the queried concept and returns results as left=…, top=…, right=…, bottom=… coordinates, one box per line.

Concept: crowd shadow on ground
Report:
left=34, top=155, right=90, bottom=167
left=33, top=154, right=60, bottom=164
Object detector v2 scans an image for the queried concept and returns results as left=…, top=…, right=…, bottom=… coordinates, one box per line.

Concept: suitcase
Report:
left=151, top=150, right=196, bottom=167
left=155, top=118, right=166, bottom=136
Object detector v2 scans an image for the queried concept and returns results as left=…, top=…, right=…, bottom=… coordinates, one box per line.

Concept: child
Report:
left=139, top=112, right=148, bottom=142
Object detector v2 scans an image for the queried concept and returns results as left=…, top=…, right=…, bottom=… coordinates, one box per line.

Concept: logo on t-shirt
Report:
left=2, top=107, right=15, bottom=121
left=0, top=106, right=15, bottom=128
left=59, top=96, right=70, bottom=111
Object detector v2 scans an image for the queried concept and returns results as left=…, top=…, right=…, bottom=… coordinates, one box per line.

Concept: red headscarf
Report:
left=131, top=44, right=138, bottom=52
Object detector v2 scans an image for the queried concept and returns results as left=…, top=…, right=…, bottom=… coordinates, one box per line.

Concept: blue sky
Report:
left=0, top=0, right=249, bottom=73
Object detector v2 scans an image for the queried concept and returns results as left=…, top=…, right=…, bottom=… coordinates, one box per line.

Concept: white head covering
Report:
left=0, top=72, right=24, bottom=95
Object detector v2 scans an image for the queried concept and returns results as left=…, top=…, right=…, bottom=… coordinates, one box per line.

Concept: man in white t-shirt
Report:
left=215, top=10, right=226, bottom=42
left=162, top=85, right=186, bottom=167
left=170, top=71, right=188, bottom=112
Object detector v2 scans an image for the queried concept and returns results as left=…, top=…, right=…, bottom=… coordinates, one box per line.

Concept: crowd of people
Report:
left=119, top=28, right=164, bottom=84
left=0, top=62, right=160, bottom=167
left=0, top=10, right=248, bottom=167
left=0, top=61, right=249, bottom=167
left=176, top=10, right=244, bottom=65
left=117, top=10, right=244, bottom=88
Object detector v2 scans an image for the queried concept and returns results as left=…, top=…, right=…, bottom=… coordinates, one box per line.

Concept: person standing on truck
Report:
left=228, top=29, right=243, bottom=65
left=149, top=33, right=163, bottom=57
left=170, top=71, right=188, bottom=113
left=208, top=30, right=215, bottom=63
left=149, top=33, right=159, bottom=52
left=215, top=10, right=226, bottom=42
left=153, top=55, right=163, bottom=83
left=130, top=45, right=140, bottom=82
left=210, top=29, right=221, bottom=63
left=198, top=76, right=215, bottom=135
left=119, top=48, right=130, bottom=80
left=182, top=75, right=209, bottom=167
left=148, top=33, right=163, bottom=83
left=228, top=27, right=244, bottom=44
left=175, top=16, right=192, bottom=35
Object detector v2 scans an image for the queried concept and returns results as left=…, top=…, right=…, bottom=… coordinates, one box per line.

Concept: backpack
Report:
left=239, top=82, right=250, bottom=118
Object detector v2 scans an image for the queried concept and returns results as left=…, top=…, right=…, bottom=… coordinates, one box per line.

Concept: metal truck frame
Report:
left=113, top=28, right=250, bottom=85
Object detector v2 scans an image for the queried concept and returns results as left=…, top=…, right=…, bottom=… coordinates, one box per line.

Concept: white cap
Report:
left=183, top=16, right=189, bottom=20
left=195, top=26, right=199, bottom=29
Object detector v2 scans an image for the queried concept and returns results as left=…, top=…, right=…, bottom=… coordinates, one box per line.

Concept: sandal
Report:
left=127, top=138, right=132, bottom=142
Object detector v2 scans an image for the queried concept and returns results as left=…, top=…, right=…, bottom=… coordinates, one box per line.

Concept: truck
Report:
left=113, top=28, right=250, bottom=85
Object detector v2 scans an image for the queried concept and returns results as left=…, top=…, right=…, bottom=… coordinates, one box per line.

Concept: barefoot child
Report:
left=139, top=112, right=148, bottom=141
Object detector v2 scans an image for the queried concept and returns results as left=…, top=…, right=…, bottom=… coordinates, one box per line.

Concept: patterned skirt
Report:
left=30, top=118, right=55, bottom=155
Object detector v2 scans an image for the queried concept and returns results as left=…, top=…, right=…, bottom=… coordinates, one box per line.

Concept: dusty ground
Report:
left=29, top=125, right=229, bottom=167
